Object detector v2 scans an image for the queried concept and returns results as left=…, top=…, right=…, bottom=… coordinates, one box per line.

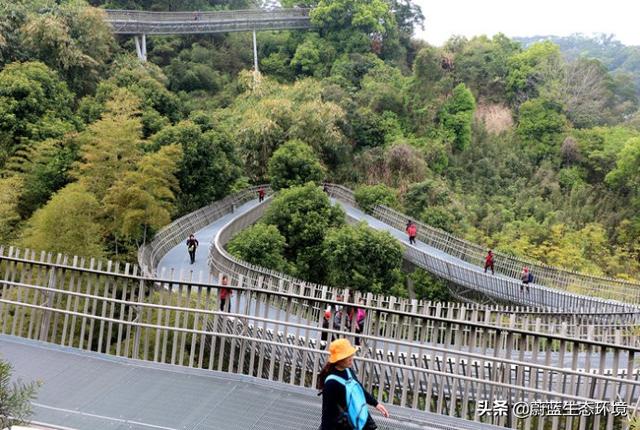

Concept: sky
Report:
left=413, top=0, right=640, bottom=47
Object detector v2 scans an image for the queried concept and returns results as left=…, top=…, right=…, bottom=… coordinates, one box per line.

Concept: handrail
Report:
left=209, top=185, right=638, bottom=315
left=138, top=185, right=269, bottom=277
left=1, top=243, right=639, bottom=347
left=1, top=258, right=638, bottom=429
left=104, top=8, right=311, bottom=22
left=327, top=184, right=640, bottom=304
left=103, top=8, right=312, bottom=35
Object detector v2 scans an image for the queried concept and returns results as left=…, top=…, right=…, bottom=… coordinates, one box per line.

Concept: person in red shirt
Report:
left=484, top=250, right=495, bottom=275
left=258, top=187, right=265, bottom=202
left=219, top=274, right=232, bottom=311
left=406, top=220, right=417, bottom=245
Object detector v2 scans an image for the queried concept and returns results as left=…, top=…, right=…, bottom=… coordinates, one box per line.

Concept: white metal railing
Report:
left=327, top=184, right=640, bottom=305
left=209, top=186, right=638, bottom=317
left=0, top=251, right=639, bottom=430
left=138, top=186, right=269, bottom=277
left=104, top=8, right=311, bottom=22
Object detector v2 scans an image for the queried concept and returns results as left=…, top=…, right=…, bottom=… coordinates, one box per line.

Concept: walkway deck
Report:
left=1, top=335, right=499, bottom=430
left=104, top=9, right=311, bottom=35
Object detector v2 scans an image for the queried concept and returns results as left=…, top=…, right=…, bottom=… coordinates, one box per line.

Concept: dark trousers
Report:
left=189, top=250, right=196, bottom=264
left=484, top=262, right=494, bottom=274
left=409, top=235, right=416, bottom=245
left=219, top=298, right=228, bottom=311
left=259, top=195, right=264, bottom=202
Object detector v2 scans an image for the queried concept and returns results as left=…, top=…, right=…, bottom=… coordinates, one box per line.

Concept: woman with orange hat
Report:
left=318, top=338, right=389, bottom=429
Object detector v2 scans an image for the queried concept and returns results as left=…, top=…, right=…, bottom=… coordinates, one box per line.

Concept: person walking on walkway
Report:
left=258, top=186, right=265, bottom=202
left=219, top=274, right=232, bottom=311
left=521, top=266, right=532, bottom=291
left=186, top=234, right=199, bottom=264
left=406, top=220, right=417, bottom=245
left=351, top=299, right=367, bottom=346
left=318, top=339, right=389, bottom=430
left=484, top=249, right=495, bottom=275
left=321, top=309, right=332, bottom=342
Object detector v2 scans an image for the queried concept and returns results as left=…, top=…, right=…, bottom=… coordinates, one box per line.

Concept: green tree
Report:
left=0, top=176, right=23, bottom=242
left=453, top=34, right=521, bottom=103
left=0, top=358, right=40, bottom=429
left=268, top=140, right=324, bottom=190
left=506, top=41, right=563, bottom=106
left=310, top=0, right=396, bottom=55
left=21, top=183, right=104, bottom=258
left=290, top=33, right=336, bottom=77
left=516, top=98, right=567, bottom=159
left=151, top=120, right=242, bottom=213
left=438, top=83, right=476, bottom=152
left=14, top=137, right=79, bottom=219
left=73, top=89, right=144, bottom=200
left=103, top=144, right=182, bottom=247
left=288, top=99, right=346, bottom=168
left=410, top=268, right=450, bottom=301
left=0, top=61, right=76, bottom=167
left=322, top=222, right=404, bottom=294
left=384, top=142, right=428, bottom=187
left=329, top=52, right=384, bottom=91
left=21, top=6, right=115, bottom=96
left=226, top=223, right=291, bottom=273
left=354, top=184, right=398, bottom=214
left=605, top=137, right=640, bottom=201
left=357, top=63, right=406, bottom=114
left=262, top=183, right=345, bottom=280
left=85, top=58, right=182, bottom=135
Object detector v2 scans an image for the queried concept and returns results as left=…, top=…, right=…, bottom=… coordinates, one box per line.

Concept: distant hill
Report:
left=515, top=34, right=640, bottom=89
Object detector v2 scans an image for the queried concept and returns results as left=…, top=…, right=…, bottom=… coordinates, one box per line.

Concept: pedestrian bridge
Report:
left=1, top=185, right=639, bottom=430
left=104, top=9, right=311, bottom=35
left=102, top=8, right=311, bottom=63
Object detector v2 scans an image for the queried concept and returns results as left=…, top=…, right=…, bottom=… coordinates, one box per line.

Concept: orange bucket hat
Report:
left=328, top=338, right=357, bottom=363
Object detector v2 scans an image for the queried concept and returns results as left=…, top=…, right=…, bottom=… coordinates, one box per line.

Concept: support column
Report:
left=134, top=35, right=143, bottom=60
left=141, top=33, right=147, bottom=62
left=252, top=29, right=259, bottom=74
left=134, top=34, right=147, bottom=62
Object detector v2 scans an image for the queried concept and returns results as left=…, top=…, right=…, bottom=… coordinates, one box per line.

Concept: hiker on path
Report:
left=318, top=339, right=389, bottom=430
left=186, top=234, right=199, bottom=264
left=484, top=250, right=495, bottom=275
left=219, top=274, right=232, bottom=311
left=258, top=186, right=265, bottom=202
left=406, top=220, right=417, bottom=245
left=350, top=299, right=367, bottom=346
left=521, top=266, right=533, bottom=291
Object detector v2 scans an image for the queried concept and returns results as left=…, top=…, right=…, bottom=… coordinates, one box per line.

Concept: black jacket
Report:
left=320, top=368, right=378, bottom=430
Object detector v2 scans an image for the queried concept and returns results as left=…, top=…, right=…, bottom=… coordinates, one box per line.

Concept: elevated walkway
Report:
left=104, top=9, right=311, bottom=35
left=1, top=335, right=499, bottom=430
left=102, top=8, right=311, bottom=62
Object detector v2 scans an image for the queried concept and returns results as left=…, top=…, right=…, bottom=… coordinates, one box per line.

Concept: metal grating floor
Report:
left=0, top=335, right=501, bottom=430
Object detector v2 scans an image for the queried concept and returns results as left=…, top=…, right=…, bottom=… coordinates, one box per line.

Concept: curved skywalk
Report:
left=1, top=335, right=501, bottom=430
left=158, top=194, right=637, bottom=311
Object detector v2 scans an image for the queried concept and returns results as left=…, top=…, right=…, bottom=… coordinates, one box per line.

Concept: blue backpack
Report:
left=325, top=368, right=370, bottom=430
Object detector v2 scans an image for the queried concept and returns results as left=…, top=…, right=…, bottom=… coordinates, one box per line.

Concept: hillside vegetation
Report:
left=1, top=0, right=639, bottom=286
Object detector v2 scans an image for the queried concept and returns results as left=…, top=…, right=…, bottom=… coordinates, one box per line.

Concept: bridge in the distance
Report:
left=103, top=8, right=311, bottom=62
